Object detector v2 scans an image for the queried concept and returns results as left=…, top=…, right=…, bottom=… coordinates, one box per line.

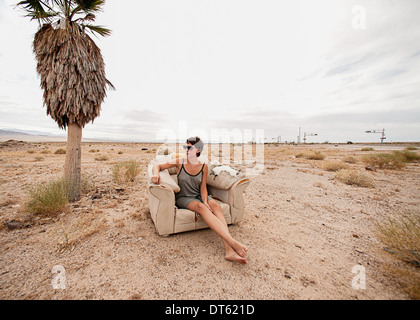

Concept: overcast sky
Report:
left=1, top=0, right=419, bottom=143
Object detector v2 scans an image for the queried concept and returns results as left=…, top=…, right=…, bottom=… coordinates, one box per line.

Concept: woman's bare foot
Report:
left=230, top=239, right=248, bottom=258
left=225, top=251, right=247, bottom=264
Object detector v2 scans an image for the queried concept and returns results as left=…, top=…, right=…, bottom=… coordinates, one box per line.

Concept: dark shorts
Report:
left=176, top=195, right=213, bottom=209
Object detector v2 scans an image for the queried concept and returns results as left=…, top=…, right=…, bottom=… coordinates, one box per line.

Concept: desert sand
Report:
left=0, top=140, right=419, bottom=300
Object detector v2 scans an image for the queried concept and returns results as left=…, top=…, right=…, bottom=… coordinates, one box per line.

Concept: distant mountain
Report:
left=0, top=129, right=30, bottom=136
left=0, top=128, right=114, bottom=143
left=2, top=128, right=64, bottom=136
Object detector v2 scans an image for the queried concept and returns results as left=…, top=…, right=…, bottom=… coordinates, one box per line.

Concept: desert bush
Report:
left=40, top=149, right=52, bottom=154
left=112, top=160, right=141, bottom=183
left=394, top=150, right=420, bottom=162
left=24, top=178, right=70, bottom=215
left=81, top=172, right=96, bottom=194
left=405, top=146, right=418, bottom=151
left=295, top=150, right=325, bottom=160
left=335, top=169, right=374, bottom=188
left=27, top=149, right=36, bottom=154
left=342, top=155, right=357, bottom=164
left=54, top=148, right=66, bottom=155
left=34, top=156, right=44, bottom=162
left=322, top=160, right=348, bottom=172
left=376, top=212, right=420, bottom=299
left=95, top=155, right=109, bottom=161
left=361, top=153, right=406, bottom=170
left=361, top=147, right=374, bottom=151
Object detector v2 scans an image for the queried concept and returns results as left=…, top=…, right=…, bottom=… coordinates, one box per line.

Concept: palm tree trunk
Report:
left=64, top=123, right=82, bottom=201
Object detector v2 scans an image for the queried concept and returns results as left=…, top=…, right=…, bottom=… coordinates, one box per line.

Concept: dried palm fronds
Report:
left=33, top=19, right=113, bottom=128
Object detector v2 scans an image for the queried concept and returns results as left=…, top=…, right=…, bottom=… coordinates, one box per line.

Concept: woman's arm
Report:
left=151, top=159, right=179, bottom=184
left=200, top=164, right=213, bottom=212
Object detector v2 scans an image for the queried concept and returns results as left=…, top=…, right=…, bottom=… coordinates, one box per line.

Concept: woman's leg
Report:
left=187, top=201, right=248, bottom=259
left=207, top=199, right=247, bottom=264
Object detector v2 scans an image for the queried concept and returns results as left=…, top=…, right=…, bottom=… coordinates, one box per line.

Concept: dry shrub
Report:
left=95, top=155, right=109, bottom=161
left=40, top=149, right=52, bottom=154
left=376, top=212, right=420, bottom=299
left=112, top=160, right=141, bottom=183
left=322, top=160, right=349, bottom=172
left=24, top=178, right=70, bottom=215
left=342, top=155, right=357, bottom=164
left=335, top=169, right=374, bottom=188
left=395, top=150, right=420, bottom=162
left=81, top=172, right=96, bottom=194
left=361, top=153, right=406, bottom=170
left=295, top=150, right=325, bottom=160
left=54, top=148, right=66, bottom=154
left=361, top=147, right=374, bottom=151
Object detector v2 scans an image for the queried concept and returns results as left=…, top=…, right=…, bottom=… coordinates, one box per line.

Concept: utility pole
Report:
left=297, top=127, right=301, bottom=144
left=365, top=129, right=386, bottom=144
left=303, top=132, right=318, bottom=143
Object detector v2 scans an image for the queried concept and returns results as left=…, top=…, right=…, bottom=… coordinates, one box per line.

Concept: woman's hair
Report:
left=186, top=136, right=203, bottom=157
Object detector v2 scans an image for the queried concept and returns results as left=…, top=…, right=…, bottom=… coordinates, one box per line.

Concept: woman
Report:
left=151, top=137, right=248, bottom=264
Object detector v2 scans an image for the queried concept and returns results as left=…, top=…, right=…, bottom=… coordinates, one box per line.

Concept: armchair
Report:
left=147, top=156, right=250, bottom=236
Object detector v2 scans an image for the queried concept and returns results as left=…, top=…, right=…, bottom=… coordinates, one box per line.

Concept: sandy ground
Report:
left=0, top=140, right=419, bottom=300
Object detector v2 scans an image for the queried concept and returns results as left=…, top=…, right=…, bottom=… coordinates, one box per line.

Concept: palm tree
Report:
left=16, top=0, right=114, bottom=201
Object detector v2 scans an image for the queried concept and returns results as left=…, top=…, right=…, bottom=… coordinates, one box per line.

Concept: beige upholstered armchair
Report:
left=147, top=155, right=250, bottom=236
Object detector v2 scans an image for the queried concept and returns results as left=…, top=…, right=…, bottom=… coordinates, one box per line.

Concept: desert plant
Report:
left=112, top=160, right=141, bottom=183
left=54, top=148, right=66, bottom=155
left=40, top=149, right=52, bottom=154
left=335, top=169, right=374, bottom=188
left=295, top=150, right=325, bottom=160
left=342, top=155, right=357, bottom=164
left=361, top=147, right=374, bottom=151
left=24, top=178, right=70, bottom=215
left=394, top=150, right=420, bottom=162
left=94, top=155, right=109, bottom=161
left=361, top=153, right=406, bottom=170
left=81, top=172, right=96, bottom=194
left=376, top=212, right=420, bottom=299
left=16, top=0, right=114, bottom=202
left=322, top=160, right=348, bottom=172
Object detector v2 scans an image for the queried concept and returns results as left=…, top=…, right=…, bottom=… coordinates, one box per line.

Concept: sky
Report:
left=0, top=0, right=419, bottom=143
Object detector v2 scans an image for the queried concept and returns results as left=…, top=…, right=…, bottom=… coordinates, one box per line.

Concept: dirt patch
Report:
left=0, top=142, right=419, bottom=299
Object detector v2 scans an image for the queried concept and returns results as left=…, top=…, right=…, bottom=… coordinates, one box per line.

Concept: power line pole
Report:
left=303, top=132, right=318, bottom=143
left=297, top=127, right=301, bottom=144
left=365, top=129, right=386, bottom=144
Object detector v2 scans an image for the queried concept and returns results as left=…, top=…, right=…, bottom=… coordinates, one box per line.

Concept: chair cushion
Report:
left=174, top=200, right=231, bottom=233
left=207, top=163, right=246, bottom=190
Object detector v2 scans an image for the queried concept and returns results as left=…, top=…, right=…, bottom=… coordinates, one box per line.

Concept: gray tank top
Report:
left=176, top=161, right=205, bottom=199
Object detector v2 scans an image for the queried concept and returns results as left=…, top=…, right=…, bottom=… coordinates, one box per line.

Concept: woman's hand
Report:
left=151, top=174, right=160, bottom=184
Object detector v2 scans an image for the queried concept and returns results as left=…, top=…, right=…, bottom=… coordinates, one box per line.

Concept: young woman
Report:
left=151, top=137, right=248, bottom=264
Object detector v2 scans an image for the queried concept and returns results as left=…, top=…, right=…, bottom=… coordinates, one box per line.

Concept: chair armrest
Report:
left=208, top=178, right=250, bottom=224
left=148, top=185, right=176, bottom=236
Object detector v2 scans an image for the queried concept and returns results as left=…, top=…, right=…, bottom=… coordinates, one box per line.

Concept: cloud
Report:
left=1, top=0, right=420, bottom=142
left=122, top=108, right=169, bottom=124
